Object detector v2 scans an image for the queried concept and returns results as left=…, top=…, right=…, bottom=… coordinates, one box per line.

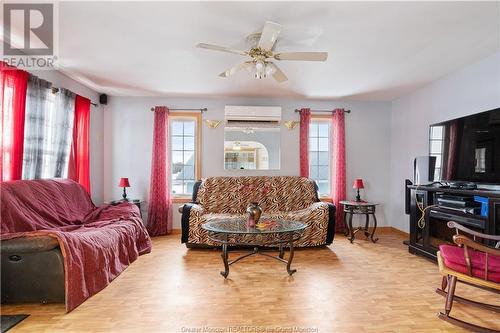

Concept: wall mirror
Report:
left=224, top=106, right=281, bottom=170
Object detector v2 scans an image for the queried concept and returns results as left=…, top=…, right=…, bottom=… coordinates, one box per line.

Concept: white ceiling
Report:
left=53, top=1, right=499, bottom=101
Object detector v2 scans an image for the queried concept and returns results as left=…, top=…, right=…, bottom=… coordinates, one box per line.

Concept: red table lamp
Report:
left=119, top=178, right=130, bottom=201
left=353, top=178, right=364, bottom=202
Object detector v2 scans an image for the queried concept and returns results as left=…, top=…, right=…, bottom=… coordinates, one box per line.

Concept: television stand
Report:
left=406, top=185, right=500, bottom=260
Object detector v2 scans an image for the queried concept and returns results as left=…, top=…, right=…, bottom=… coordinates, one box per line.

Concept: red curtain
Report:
left=0, top=62, right=29, bottom=182
left=69, top=95, right=91, bottom=192
left=147, top=106, right=172, bottom=236
left=299, top=108, right=311, bottom=178
left=331, top=109, right=346, bottom=233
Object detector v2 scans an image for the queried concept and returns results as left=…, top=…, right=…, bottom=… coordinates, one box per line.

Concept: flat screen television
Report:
left=429, top=108, right=500, bottom=184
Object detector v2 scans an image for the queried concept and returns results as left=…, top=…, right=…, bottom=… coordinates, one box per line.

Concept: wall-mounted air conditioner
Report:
left=225, top=106, right=282, bottom=123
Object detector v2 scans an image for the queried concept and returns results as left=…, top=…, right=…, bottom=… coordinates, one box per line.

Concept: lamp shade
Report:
left=352, top=178, right=364, bottom=189
left=118, top=178, right=130, bottom=188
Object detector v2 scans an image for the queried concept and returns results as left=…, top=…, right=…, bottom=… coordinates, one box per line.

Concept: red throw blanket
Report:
left=1, top=179, right=152, bottom=312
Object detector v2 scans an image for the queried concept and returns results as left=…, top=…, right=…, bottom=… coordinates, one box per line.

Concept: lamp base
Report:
left=355, top=189, right=361, bottom=202
left=122, top=188, right=128, bottom=201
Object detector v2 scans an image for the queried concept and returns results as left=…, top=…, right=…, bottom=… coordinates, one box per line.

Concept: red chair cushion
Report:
left=439, top=244, right=500, bottom=283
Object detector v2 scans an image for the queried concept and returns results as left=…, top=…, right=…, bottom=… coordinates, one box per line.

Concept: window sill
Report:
left=319, top=197, right=333, bottom=202
left=172, top=197, right=192, bottom=204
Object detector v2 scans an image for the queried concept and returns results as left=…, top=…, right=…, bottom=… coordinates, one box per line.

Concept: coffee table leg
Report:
left=286, top=232, right=297, bottom=276
left=220, top=234, right=230, bottom=278
left=279, top=244, right=284, bottom=259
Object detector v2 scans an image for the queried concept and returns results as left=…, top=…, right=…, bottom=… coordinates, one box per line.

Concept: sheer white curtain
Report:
left=22, top=76, right=75, bottom=179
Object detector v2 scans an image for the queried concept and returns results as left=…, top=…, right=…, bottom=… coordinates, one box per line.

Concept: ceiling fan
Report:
left=196, top=21, right=328, bottom=82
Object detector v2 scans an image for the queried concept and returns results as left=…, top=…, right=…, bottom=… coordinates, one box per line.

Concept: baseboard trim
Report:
left=340, top=226, right=409, bottom=237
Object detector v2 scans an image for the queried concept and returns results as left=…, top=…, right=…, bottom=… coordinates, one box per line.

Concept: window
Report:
left=429, top=125, right=445, bottom=180
left=309, top=118, right=331, bottom=196
left=170, top=113, right=201, bottom=196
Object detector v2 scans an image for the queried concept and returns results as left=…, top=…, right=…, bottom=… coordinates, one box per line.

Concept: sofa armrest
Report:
left=180, top=203, right=204, bottom=243
left=298, top=201, right=336, bottom=244
left=1, top=236, right=59, bottom=253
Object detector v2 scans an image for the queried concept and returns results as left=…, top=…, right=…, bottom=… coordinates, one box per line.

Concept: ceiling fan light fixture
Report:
left=265, top=64, right=276, bottom=76
left=255, top=60, right=265, bottom=71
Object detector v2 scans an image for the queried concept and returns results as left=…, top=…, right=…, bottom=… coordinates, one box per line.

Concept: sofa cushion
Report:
left=196, top=176, right=319, bottom=214
left=439, top=244, right=500, bottom=283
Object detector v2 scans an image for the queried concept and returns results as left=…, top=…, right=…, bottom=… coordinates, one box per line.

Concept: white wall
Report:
left=389, top=52, right=500, bottom=232
left=104, top=97, right=391, bottom=229
left=30, top=70, right=104, bottom=204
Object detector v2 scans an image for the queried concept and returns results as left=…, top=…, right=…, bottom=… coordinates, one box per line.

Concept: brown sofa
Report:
left=180, top=176, right=335, bottom=247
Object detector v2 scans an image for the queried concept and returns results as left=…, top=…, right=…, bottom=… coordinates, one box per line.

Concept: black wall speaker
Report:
left=99, top=94, right=108, bottom=105
left=405, top=179, right=412, bottom=215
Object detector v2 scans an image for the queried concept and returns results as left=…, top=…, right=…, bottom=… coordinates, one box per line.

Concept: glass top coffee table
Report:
left=202, top=218, right=306, bottom=278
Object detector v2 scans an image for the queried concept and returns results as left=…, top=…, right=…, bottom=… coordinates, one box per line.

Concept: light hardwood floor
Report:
left=2, top=230, right=499, bottom=333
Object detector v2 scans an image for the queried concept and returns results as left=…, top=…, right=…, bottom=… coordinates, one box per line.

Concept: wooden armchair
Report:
left=436, top=221, right=500, bottom=332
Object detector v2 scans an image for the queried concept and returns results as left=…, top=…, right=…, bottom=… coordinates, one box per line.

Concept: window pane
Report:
left=171, top=121, right=183, bottom=135
left=318, top=152, right=329, bottom=165
left=317, top=181, right=329, bottom=195
left=318, top=138, right=329, bottom=151
left=309, top=123, right=318, bottom=137
left=172, top=151, right=183, bottom=164
left=318, top=165, right=329, bottom=180
left=309, top=137, right=318, bottom=150
left=171, top=180, right=183, bottom=195
left=431, top=126, right=443, bottom=139
left=184, top=136, right=195, bottom=150
left=184, top=151, right=195, bottom=166
left=318, top=123, right=329, bottom=137
left=185, top=181, right=195, bottom=194
left=430, top=141, right=442, bottom=154
left=310, top=166, right=318, bottom=179
left=309, top=152, right=318, bottom=165
left=183, top=165, right=195, bottom=180
left=184, top=121, right=195, bottom=136
left=172, top=136, right=183, bottom=151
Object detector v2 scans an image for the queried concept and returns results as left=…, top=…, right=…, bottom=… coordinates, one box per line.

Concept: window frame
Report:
left=309, top=115, right=332, bottom=199
left=169, top=112, right=202, bottom=201
left=429, top=125, right=445, bottom=181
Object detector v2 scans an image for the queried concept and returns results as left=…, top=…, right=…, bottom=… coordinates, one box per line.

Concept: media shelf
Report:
left=406, top=185, right=500, bottom=260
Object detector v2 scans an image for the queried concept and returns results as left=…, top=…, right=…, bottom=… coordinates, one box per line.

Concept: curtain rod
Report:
left=150, top=107, right=207, bottom=112
left=51, top=87, right=98, bottom=107
left=295, top=108, right=351, bottom=113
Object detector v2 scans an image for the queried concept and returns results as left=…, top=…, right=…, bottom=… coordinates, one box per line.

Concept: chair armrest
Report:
left=447, top=221, right=500, bottom=241
left=452, top=234, right=500, bottom=256
left=1, top=236, right=59, bottom=253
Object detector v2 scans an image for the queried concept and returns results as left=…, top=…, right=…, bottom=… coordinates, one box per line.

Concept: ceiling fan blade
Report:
left=268, top=63, right=288, bottom=82
left=274, top=52, right=328, bottom=61
left=258, top=21, right=282, bottom=50
left=196, top=43, right=247, bottom=56
left=219, top=62, right=252, bottom=78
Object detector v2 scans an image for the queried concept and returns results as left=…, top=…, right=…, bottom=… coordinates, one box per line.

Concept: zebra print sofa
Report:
left=180, top=176, right=335, bottom=248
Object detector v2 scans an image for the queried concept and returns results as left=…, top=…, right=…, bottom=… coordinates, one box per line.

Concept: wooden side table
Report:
left=339, top=200, right=379, bottom=243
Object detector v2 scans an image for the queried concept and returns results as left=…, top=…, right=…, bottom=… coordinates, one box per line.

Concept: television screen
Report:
left=429, top=108, right=500, bottom=184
